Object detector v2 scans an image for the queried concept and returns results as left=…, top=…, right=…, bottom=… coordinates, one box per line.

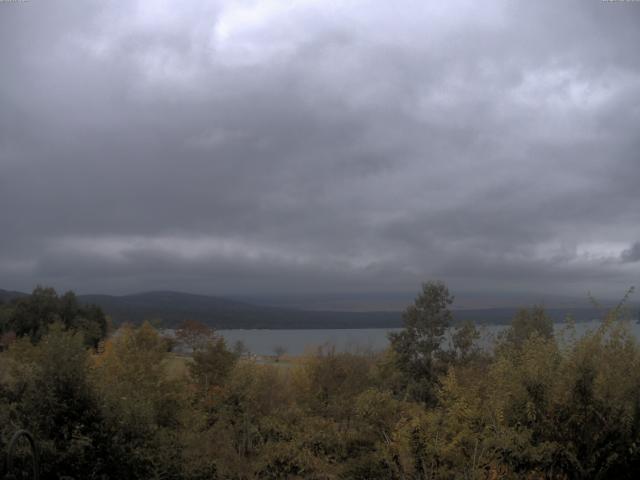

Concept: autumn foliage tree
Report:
left=176, top=319, right=216, bottom=353
left=91, top=322, right=190, bottom=479
left=190, top=336, right=237, bottom=391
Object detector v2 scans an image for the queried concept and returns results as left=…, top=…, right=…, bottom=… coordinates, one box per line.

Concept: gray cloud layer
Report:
left=1, top=0, right=639, bottom=298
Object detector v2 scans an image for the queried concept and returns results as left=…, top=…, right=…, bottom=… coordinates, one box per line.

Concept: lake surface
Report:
left=218, top=320, right=640, bottom=356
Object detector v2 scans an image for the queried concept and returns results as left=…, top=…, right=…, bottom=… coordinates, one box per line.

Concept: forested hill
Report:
left=0, top=288, right=27, bottom=303
left=3, top=289, right=635, bottom=329
left=75, top=291, right=403, bottom=329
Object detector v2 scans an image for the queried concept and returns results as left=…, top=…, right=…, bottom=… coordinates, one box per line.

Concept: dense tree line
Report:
left=1, top=282, right=640, bottom=479
left=0, top=286, right=108, bottom=348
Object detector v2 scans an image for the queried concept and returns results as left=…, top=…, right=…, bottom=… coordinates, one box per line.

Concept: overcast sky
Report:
left=1, top=0, right=639, bottom=300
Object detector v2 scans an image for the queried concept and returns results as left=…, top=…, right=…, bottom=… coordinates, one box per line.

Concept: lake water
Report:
left=218, top=320, right=640, bottom=356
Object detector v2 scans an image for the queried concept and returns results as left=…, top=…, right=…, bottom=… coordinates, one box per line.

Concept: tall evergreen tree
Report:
left=389, top=280, right=453, bottom=404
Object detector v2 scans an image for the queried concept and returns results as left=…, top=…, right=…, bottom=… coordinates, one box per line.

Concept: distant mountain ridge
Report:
left=3, top=288, right=637, bottom=329
left=77, top=290, right=402, bottom=329
left=0, top=288, right=28, bottom=303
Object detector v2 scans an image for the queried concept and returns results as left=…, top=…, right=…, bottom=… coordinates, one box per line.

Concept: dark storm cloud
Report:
left=1, top=0, right=639, bottom=298
left=621, top=243, right=640, bottom=264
